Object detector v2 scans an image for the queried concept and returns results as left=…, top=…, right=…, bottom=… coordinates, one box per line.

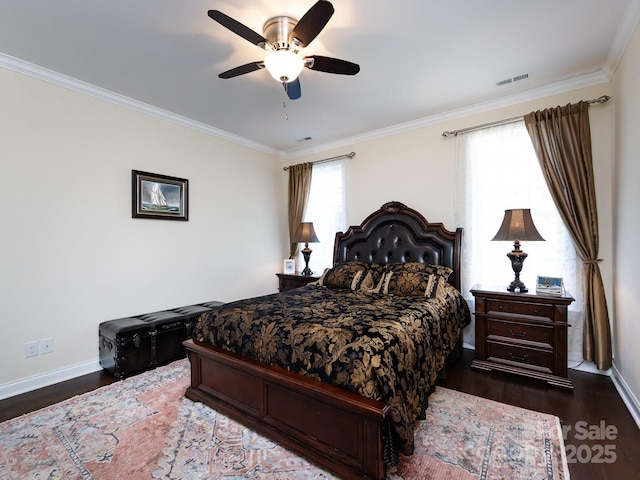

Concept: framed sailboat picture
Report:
left=132, top=170, right=189, bottom=220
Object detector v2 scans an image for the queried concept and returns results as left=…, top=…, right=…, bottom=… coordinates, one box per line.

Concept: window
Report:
left=455, top=121, right=583, bottom=362
left=303, top=159, right=347, bottom=272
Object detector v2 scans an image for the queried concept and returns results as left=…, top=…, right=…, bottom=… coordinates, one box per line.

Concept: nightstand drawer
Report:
left=276, top=273, right=320, bottom=292
left=280, top=277, right=304, bottom=290
left=487, top=318, right=553, bottom=347
left=487, top=341, right=553, bottom=373
left=485, top=299, right=552, bottom=318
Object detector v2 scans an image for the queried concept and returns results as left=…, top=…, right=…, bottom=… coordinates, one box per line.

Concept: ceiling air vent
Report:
left=496, top=73, right=529, bottom=87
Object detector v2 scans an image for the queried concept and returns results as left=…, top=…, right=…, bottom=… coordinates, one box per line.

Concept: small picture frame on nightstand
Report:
left=536, top=276, right=564, bottom=295
left=283, top=259, right=295, bottom=274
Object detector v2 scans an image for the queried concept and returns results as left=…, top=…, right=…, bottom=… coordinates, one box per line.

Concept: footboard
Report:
left=184, top=339, right=390, bottom=480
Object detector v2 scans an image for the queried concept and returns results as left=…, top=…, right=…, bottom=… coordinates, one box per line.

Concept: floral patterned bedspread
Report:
left=192, top=283, right=470, bottom=463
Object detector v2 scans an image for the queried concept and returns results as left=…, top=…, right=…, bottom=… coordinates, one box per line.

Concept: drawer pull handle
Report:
left=509, top=352, right=528, bottom=362
left=498, top=305, right=503, bottom=311
left=508, top=328, right=527, bottom=338
left=533, top=309, right=538, bottom=314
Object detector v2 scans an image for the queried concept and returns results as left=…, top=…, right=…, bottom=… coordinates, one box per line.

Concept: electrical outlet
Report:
left=40, top=337, right=54, bottom=355
left=25, top=341, right=39, bottom=358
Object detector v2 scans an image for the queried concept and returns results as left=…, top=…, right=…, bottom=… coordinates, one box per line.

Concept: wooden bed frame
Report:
left=184, top=201, right=463, bottom=480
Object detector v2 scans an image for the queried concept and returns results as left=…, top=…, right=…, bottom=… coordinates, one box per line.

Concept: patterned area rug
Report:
left=0, top=359, right=569, bottom=479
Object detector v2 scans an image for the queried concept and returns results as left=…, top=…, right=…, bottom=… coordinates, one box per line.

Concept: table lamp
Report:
left=491, top=209, right=545, bottom=293
left=294, top=222, right=320, bottom=276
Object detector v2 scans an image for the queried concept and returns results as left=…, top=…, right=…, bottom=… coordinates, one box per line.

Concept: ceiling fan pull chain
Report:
left=283, top=100, right=289, bottom=120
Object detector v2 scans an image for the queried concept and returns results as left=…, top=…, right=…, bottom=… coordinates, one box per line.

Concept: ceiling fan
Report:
left=208, top=0, right=360, bottom=100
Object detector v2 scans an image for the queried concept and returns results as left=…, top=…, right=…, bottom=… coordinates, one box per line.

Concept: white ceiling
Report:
left=1, top=0, right=638, bottom=155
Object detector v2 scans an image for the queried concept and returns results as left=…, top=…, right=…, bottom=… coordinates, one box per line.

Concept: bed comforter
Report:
left=192, top=282, right=470, bottom=462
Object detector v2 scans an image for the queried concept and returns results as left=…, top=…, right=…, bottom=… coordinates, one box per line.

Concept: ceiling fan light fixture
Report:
left=264, top=50, right=304, bottom=83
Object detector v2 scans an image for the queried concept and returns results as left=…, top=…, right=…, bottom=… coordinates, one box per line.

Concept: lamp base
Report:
left=507, top=279, right=528, bottom=293
left=301, top=245, right=313, bottom=276
left=506, top=249, right=528, bottom=293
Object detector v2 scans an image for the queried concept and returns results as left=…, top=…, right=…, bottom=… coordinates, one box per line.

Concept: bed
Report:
left=184, top=201, right=470, bottom=480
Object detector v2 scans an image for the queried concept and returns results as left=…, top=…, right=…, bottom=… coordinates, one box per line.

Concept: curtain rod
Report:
left=441, top=95, right=611, bottom=137
left=283, top=151, right=355, bottom=171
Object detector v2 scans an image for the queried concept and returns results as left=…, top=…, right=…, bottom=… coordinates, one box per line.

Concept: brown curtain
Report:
left=287, top=162, right=313, bottom=258
left=524, top=101, right=612, bottom=370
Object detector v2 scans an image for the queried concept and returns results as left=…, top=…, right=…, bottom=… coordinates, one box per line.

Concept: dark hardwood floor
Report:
left=1, top=349, right=639, bottom=479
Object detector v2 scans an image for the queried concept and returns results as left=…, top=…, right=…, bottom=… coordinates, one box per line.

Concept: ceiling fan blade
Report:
left=208, top=10, right=268, bottom=48
left=283, top=78, right=302, bottom=100
left=219, top=61, right=265, bottom=79
left=306, top=55, right=360, bottom=75
left=290, top=0, right=334, bottom=47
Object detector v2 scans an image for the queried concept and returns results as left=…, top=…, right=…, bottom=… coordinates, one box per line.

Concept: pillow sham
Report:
left=384, top=261, right=453, bottom=282
left=423, top=273, right=447, bottom=298
left=360, top=263, right=387, bottom=293
left=358, top=263, right=386, bottom=291
left=378, top=262, right=451, bottom=296
left=321, top=261, right=369, bottom=291
left=381, top=270, right=446, bottom=297
left=422, top=263, right=454, bottom=282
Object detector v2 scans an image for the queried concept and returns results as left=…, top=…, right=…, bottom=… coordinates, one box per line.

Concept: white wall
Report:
left=0, top=67, right=286, bottom=391
left=611, top=18, right=640, bottom=414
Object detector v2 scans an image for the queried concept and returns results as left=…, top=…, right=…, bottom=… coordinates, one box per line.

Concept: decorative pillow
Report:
left=358, top=270, right=375, bottom=291
left=379, top=262, right=451, bottom=296
left=321, top=262, right=369, bottom=291
left=381, top=271, right=446, bottom=297
left=422, top=263, right=454, bottom=282
left=423, top=273, right=446, bottom=298
left=382, top=261, right=452, bottom=280
left=360, top=264, right=387, bottom=293
left=357, top=263, right=385, bottom=291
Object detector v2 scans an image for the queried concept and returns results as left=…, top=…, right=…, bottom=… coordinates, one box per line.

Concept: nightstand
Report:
left=470, top=285, right=574, bottom=390
left=276, top=273, right=320, bottom=292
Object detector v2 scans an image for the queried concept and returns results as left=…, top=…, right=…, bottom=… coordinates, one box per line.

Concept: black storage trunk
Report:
left=199, top=300, right=225, bottom=309
left=99, top=301, right=225, bottom=379
left=174, top=301, right=224, bottom=330
left=172, top=303, right=219, bottom=337
left=99, top=317, right=152, bottom=379
left=138, top=310, right=189, bottom=366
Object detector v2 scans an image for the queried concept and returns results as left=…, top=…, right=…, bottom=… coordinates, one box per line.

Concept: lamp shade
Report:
left=491, top=209, right=545, bottom=242
left=294, top=222, right=320, bottom=243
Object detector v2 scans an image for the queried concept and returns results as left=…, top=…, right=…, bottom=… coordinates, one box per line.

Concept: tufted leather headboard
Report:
left=333, top=201, right=463, bottom=291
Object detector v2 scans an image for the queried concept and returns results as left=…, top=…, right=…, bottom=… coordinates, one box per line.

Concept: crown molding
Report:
left=0, top=53, right=281, bottom=157
left=283, top=71, right=610, bottom=160
left=603, top=0, right=640, bottom=76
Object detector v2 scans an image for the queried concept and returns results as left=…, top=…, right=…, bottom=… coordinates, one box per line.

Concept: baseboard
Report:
left=567, top=355, right=611, bottom=376
left=0, top=358, right=102, bottom=400
left=610, top=364, right=640, bottom=430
